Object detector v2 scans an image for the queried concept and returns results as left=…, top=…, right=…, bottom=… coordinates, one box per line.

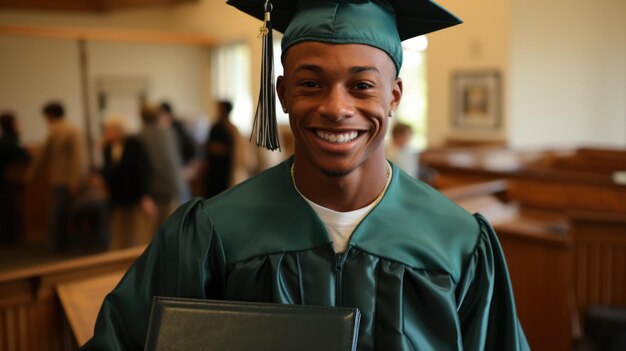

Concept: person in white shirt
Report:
left=386, top=122, right=418, bottom=178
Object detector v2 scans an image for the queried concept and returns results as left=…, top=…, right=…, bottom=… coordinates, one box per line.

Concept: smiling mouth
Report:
left=316, top=130, right=359, bottom=144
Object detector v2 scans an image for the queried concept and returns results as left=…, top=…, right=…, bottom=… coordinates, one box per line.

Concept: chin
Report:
left=321, top=168, right=351, bottom=178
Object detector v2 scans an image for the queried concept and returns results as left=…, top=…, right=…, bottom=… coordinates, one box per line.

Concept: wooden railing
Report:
left=0, top=246, right=144, bottom=350
left=570, top=211, right=626, bottom=323
left=496, top=212, right=573, bottom=351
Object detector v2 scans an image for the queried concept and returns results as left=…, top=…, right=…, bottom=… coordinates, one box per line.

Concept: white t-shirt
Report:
left=295, top=163, right=392, bottom=253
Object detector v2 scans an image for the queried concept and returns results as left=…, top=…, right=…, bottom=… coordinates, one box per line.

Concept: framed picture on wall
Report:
left=451, top=70, right=501, bottom=130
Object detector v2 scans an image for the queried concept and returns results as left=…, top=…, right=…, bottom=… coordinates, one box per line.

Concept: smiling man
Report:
left=279, top=41, right=401, bottom=212
left=83, top=1, right=529, bottom=350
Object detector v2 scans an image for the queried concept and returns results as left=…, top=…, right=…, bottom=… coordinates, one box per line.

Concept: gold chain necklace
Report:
left=290, top=162, right=392, bottom=205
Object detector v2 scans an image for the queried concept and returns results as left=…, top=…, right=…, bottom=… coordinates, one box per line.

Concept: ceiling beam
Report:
left=0, top=0, right=196, bottom=12
left=0, top=24, right=216, bottom=46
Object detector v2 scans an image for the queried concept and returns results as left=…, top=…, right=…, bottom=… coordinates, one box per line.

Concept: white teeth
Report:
left=316, top=130, right=358, bottom=143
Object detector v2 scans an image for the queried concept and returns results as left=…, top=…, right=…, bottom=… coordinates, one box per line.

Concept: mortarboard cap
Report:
left=228, top=0, right=461, bottom=72
left=226, top=0, right=461, bottom=150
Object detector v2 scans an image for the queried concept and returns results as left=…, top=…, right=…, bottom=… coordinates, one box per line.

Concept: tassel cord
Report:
left=250, top=0, right=281, bottom=151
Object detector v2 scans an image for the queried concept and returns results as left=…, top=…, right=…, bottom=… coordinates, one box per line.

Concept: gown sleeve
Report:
left=455, top=213, right=530, bottom=351
left=81, top=199, right=226, bottom=350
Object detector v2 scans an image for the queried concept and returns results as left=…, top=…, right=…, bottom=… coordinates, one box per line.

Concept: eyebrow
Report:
left=349, top=66, right=380, bottom=75
left=293, top=64, right=381, bottom=75
left=294, top=64, right=322, bottom=73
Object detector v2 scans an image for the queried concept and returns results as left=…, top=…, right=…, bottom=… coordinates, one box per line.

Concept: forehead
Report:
left=282, top=42, right=397, bottom=77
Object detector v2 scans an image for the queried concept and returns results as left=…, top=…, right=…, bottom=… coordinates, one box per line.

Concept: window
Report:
left=211, top=42, right=253, bottom=134
left=273, top=37, right=289, bottom=126
left=397, top=36, right=429, bottom=149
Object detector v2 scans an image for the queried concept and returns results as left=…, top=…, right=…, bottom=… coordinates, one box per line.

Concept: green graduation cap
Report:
left=226, top=0, right=461, bottom=151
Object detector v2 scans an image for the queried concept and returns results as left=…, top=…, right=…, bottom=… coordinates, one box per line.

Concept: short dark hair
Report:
left=218, top=100, right=233, bottom=115
left=140, top=103, right=160, bottom=124
left=159, top=101, right=173, bottom=114
left=0, top=111, right=17, bottom=135
left=392, top=122, right=412, bottom=139
left=42, top=102, right=65, bottom=120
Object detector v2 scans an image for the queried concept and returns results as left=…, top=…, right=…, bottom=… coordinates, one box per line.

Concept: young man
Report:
left=136, top=103, right=187, bottom=230
left=29, top=102, right=82, bottom=251
left=84, top=1, right=529, bottom=349
left=204, top=100, right=239, bottom=198
left=101, top=115, right=156, bottom=249
left=387, top=122, right=418, bottom=178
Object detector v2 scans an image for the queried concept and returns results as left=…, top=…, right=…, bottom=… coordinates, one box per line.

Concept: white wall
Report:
left=88, top=41, right=210, bottom=122
left=0, top=36, right=83, bottom=144
left=0, top=0, right=256, bottom=143
left=0, top=36, right=210, bottom=146
left=426, top=0, right=510, bottom=146
left=509, top=0, right=626, bottom=148
left=2, top=0, right=625, bottom=148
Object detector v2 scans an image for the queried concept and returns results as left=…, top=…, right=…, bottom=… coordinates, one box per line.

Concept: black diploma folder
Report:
left=145, top=296, right=361, bottom=351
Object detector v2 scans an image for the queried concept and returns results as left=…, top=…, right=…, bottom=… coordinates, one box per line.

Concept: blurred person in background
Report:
left=158, top=101, right=197, bottom=202
left=0, top=111, right=30, bottom=244
left=28, top=101, right=83, bottom=251
left=204, top=100, right=240, bottom=198
left=386, top=122, right=418, bottom=178
left=158, top=101, right=197, bottom=168
left=102, top=115, right=156, bottom=250
left=136, top=103, right=185, bottom=230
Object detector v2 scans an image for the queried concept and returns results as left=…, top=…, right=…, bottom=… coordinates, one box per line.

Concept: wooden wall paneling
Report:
left=20, top=149, right=50, bottom=244
left=496, top=221, right=573, bottom=351
left=448, top=179, right=574, bottom=350
left=570, top=212, right=626, bottom=334
left=0, top=246, right=144, bottom=350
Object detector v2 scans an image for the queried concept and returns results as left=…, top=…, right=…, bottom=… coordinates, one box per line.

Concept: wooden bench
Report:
left=421, top=146, right=626, bottom=215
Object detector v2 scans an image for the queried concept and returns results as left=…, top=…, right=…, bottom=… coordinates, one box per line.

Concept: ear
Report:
left=276, top=75, right=286, bottom=110
left=389, top=77, right=403, bottom=113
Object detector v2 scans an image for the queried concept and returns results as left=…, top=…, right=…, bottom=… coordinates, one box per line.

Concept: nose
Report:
left=318, top=85, right=355, bottom=121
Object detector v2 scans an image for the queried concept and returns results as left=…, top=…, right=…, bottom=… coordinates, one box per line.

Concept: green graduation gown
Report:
left=82, top=159, right=529, bottom=350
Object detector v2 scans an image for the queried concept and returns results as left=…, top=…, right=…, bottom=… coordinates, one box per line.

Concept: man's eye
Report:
left=300, top=81, right=320, bottom=88
left=355, top=82, right=373, bottom=90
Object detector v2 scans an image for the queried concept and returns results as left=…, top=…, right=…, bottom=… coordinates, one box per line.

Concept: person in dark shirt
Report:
left=0, top=111, right=30, bottom=243
left=101, top=115, right=156, bottom=249
left=204, top=100, right=238, bottom=198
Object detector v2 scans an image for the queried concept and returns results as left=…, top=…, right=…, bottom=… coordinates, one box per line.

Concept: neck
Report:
left=292, top=153, right=389, bottom=212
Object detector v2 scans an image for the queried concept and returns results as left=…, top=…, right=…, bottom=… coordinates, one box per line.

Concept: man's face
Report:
left=277, top=42, right=402, bottom=177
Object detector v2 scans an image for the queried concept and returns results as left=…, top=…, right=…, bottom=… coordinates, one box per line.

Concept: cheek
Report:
left=288, top=114, right=303, bottom=137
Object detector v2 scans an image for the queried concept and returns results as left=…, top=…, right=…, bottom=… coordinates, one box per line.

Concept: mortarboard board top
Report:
left=227, top=0, right=462, bottom=40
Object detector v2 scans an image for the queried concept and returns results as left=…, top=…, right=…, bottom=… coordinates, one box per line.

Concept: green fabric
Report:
left=282, top=0, right=403, bottom=72
left=82, top=159, right=529, bottom=350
